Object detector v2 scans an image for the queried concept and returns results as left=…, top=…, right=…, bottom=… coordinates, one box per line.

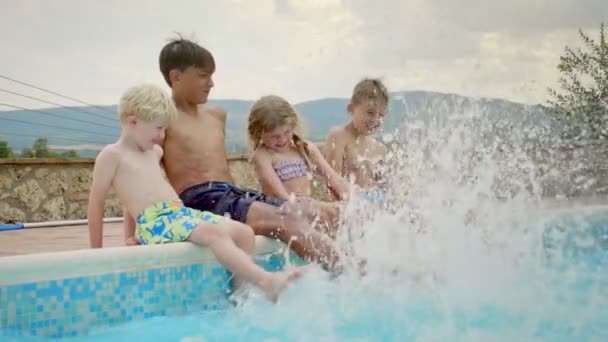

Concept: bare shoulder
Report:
left=96, top=143, right=121, bottom=163
left=325, top=126, right=349, bottom=148
left=327, top=126, right=347, bottom=139
left=202, top=104, right=227, bottom=122
left=306, top=140, right=322, bottom=155
left=250, top=146, right=272, bottom=163
left=92, top=144, right=122, bottom=178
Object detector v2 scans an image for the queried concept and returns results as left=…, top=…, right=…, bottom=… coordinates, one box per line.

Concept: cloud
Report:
left=336, top=0, right=606, bottom=103
left=429, top=0, right=607, bottom=33
left=0, top=0, right=606, bottom=111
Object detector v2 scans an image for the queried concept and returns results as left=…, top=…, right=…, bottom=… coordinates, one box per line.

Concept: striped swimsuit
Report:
left=273, top=158, right=310, bottom=181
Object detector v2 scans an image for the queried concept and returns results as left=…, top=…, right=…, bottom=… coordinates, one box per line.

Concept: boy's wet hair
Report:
left=351, top=78, right=389, bottom=107
left=159, top=36, right=215, bottom=87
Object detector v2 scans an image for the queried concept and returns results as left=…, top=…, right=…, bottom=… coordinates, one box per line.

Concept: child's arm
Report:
left=323, top=128, right=347, bottom=200
left=371, top=141, right=388, bottom=190
left=87, top=147, right=119, bottom=248
left=251, top=150, right=291, bottom=200
left=324, top=128, right=346, bottom=175
left=308, top=143, right=351, bottom=200
left=123, top=207, right=139, bottom=246
left=154, top=144, right=168, bottom=180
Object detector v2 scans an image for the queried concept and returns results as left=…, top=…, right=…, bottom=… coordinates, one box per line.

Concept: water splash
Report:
left=82, top=97, right=608, bottom=341
left=229, top=96, right=608, bottom=340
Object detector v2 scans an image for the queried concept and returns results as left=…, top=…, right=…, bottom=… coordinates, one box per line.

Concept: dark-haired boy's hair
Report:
left=159, top=37, right=215, bottom=87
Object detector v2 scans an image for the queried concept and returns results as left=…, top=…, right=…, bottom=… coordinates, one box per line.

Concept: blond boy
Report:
left=87, top=84, right=302, bottom=301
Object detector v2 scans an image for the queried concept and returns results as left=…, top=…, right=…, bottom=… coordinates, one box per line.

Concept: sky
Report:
left=0, top=0, right=606, bottom=111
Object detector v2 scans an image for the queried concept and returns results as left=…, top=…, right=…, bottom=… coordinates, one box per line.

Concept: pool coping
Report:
left=0, top=237, right=285, bottom=286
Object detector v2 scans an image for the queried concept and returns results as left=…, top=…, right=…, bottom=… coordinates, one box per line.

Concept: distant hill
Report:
left=0, top=91, right=556, bottom=157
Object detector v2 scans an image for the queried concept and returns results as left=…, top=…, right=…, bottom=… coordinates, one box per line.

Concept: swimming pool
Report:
left=0, top=237, right=292, bottom=340
left=1, top=208, right=607, bottom=341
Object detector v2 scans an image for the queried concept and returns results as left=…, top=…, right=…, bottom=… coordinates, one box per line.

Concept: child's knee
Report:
left=198, top=221, right=231, bottom=242
left=228, top=221, right=256, bottom=250
left=231, top=221, right=254, bottom=237
left=279, top=198, right=316, bottom=220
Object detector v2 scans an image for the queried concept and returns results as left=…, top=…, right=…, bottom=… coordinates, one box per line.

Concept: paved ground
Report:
left=1, top=197, right=607, bottom=258
left=0, top=222, right=124, bottom=257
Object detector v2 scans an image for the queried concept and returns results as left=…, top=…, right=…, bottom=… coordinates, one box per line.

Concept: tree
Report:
left=20, top=148, right=34, bottom=158
left=60, top=150, right=80, bottom=158
left=548, top=23, right=608, bottom=140
left=0, top=139, right=14, bottom=158
left=12, top=137, right=82, bottom=159
left=33, top=138, right=51, bottom=158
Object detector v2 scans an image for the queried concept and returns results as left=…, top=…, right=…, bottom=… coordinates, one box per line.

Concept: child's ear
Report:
left=126, top=115, right=138, bottom=127
left=169, top=69, right=181, bottom=86
left=347, top=103, right=354, bottom=114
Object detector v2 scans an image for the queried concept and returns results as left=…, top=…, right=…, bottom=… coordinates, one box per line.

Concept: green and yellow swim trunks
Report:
left=135, top=199, right=224, bottom=245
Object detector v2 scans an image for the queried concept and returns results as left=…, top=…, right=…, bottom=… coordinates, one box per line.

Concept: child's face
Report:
left=172, top=66, right=214, bottom=104
left=348, top=101, right=386, bottom=136
left=127, top=116, right=168, bottom=151
left=261, top=125, right=294, bottom=152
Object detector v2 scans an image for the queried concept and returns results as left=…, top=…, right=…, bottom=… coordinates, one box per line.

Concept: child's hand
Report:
left=333, top=178, right=352, bottom=201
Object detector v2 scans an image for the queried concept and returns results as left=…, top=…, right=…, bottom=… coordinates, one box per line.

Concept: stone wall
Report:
left=4, top=141, right=604, bottom=224
left=0, top=159, right=118, bottom=224
left=0, top=156, right=332, bottom=224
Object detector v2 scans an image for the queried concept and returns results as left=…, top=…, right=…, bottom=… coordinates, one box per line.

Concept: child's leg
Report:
left=223, top=220, right=256, bottom=255
left=294, top=198, right=341, bottom=238
left=215, top=220, right=256, bottom=288
left=316, top=201, right=341, bottom=239
left=186, top=220, right=302, bottom=301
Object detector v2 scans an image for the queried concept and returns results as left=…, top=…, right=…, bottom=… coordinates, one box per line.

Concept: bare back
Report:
left=162, top=105, right=233, bottom=194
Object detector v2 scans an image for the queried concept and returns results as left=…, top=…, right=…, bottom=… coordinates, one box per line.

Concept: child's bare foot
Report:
left=125, top=236, right=141, bottom=246
left=259, top=266, right=309, bottom=302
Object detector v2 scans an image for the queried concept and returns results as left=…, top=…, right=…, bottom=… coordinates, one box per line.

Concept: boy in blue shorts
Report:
left=155, top=37, right=341, bottom=271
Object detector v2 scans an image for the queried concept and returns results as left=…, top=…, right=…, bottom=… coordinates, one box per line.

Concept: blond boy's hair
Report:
left=118, top=84, right=178, bottom=124
left=351, top=78, right=390, bottom=107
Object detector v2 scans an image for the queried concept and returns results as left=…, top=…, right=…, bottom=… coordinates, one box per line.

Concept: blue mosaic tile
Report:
left=0, top=251, right=298, bottom=339
left=0, top=262, right=233, bottom=339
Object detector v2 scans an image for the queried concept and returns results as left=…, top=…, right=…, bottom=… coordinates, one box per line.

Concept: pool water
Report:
left=72, top=257, right=607, bottom=341
left=34, top=226, right=607, bottom=342
left=2, top=209, right=607, bottom=342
